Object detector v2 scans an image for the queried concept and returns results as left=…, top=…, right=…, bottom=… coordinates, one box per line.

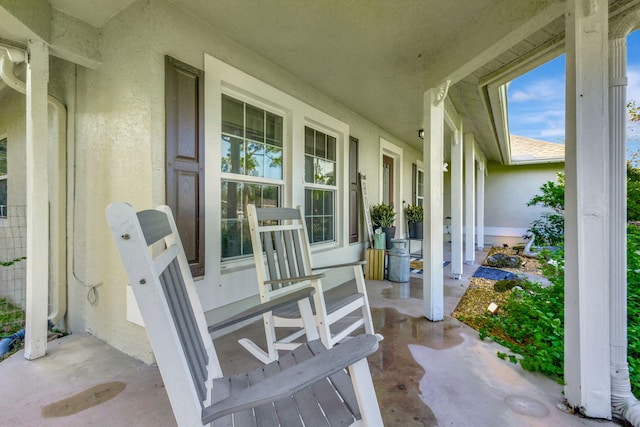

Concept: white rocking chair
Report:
left=106, top=202, right=383, bottom=426
left=241, top=204, right=380, bottom=364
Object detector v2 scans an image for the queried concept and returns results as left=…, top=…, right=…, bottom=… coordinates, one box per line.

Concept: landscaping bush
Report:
left=627, top=224, right=640, bottom=393
left=527, top=173, right=565, bottom=246
left=474, top=247, right=565, bottom=381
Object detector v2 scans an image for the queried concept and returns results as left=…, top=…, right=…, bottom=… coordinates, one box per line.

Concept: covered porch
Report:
left=0, top=0, right=639, bottom=424
left=0, top=248, right=617, bottom=426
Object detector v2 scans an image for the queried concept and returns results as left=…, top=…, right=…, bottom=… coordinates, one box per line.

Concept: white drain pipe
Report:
left=0, top=50, right=67, bottom=326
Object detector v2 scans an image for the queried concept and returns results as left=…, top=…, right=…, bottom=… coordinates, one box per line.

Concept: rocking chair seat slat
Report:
left=208, top=287, right=316, bottom=333
left=206, top=335, right=378, bottom=425
left=243, top=204, right=381, bottom=366
left=274, top=292, right=364, bottom=319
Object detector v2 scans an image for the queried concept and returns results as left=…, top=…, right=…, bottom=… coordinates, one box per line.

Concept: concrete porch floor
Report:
left=0, top=247, right=620, bottom=426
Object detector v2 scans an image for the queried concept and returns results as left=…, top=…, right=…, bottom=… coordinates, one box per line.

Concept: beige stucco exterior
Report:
left=0, top=0, right=571, bottom=362
left=1, top=0, right=430, bottom=362
left=484, top=162, right=564, bottom=246
left=3, top=0, right=637, bottom=419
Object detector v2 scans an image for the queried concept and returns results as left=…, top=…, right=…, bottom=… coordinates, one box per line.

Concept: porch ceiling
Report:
left=2, top=0, right=640, bottom=162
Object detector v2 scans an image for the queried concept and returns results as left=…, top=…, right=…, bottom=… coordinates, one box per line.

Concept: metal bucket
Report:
left=388, top=239, right=409, bottom=282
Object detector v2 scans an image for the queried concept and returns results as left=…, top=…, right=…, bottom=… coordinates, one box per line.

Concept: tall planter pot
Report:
left=408, top=221, right=423, bottom=239
left=382, top=226, right=396, bottom=249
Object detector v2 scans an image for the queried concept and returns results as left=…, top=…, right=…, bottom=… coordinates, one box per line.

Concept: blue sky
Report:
left=508, top=30, right=640, bottom=148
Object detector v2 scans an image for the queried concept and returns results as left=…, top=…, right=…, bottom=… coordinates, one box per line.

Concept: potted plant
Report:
left=370, top=203, right=396, bottom=249
left=406, top=204, right=424, bottom=239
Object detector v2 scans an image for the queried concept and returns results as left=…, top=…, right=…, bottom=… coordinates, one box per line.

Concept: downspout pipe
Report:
left=0, top=50, right=67, bottom=327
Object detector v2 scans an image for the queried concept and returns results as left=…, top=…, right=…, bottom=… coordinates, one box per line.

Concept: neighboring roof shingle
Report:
left=509, top=135, right=565, bottom=164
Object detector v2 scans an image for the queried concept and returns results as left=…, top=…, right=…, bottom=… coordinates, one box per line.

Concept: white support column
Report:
left=476, top=160, right=485, bottom=251
left=564, top=0, right=611, bottom=418
left=423, top=83, right=448, bottom=321
left=609, top=35, right=640, bottom=422
left=24, top=39, right=50, bottom=360
left=464, top=133, right=476, bottom=264
left=451, top=128, right=463, bottom=279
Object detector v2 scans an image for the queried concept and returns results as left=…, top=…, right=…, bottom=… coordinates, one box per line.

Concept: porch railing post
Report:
left=24, top=39, right=50, bottom=360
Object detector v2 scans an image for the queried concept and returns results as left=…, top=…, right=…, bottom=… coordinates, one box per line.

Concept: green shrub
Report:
left=405, top=204, right=423, bottom=223
left=527, top=173, right=565, bottom=246
left=627, top=225, right=640, bottom=393
left=473, top=248, right=565, bottom=381
left=370, top=203, right=396, bottom=228
left=628, top=164, right=640, bottom=221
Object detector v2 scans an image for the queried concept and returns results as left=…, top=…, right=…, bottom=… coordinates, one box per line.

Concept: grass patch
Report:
left=0, top=297, right=24, bottom=336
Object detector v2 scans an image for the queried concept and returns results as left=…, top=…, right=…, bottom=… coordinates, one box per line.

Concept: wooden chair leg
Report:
left=298, top=298, right=319, bottom=341
left=312, top=290, right=332, bottom=348
left=349, top=358, right=384, bottom=426
left=353, top=265, right=376, bottom=336
left=238, top=313, right=279, bottom=364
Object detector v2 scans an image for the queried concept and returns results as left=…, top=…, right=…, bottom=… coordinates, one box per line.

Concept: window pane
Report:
left=221, top=180, right=280, bottom=259
left=305, top=127, right=315, bottom=155
left=222, top=96, right=283, bottom=179
left=312, top=189, right=322, bottom=214
left=261, top=185, right=280, bottom=208
left=304, top=188, right=335, bottom=244
left=0, top=179, right=7, bottom=215
left=266, top=112, right=283, bottom=147
left=246, top=142, right=264, bottom=177
left=323, top=191, right=333, bottom=215
left=311, top=218, right=323, bottom=244
left=221, top=136, right=244, bottom=174
left=315, top=132, right=326, bottom=158
left=305, top=189, right=312, bottom=215
left=264, top=146, right=282, bottom=179
left=305, top=155, right=314, bottom=183
left=317, top=159, right=335, bottom=185
left=221, top=180, right=243, bottom=258
left=245, top=105, right=265, bottom=142
left=326, top=136, right=336, bottom=161
left=221, top=95, right=244, bottom=137
left=322, top=217, right=333, bottom=242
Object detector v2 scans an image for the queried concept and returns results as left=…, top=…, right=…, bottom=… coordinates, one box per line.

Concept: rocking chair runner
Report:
left=106, top=202, right=383, bottom=426
left=241, top=204, right=380, bottom=364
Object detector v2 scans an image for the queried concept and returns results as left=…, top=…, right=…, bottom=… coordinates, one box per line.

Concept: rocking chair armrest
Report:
left=263, top=273, right=325, bottom=285
left=312, top=260, right=367, bottom=272
left=201, top=334, right=379, bottom=424
left=208, top=287, right=316, bottom=333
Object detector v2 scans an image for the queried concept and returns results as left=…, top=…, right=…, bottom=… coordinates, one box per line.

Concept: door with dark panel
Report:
left=349, top=136, right=359, bottom=244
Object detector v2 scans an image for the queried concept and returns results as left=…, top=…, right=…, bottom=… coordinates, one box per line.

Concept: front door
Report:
left=382, top=155, right=394, bottom=207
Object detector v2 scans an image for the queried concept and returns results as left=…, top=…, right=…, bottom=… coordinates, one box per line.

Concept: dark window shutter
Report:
left=412, top=163, right=417, bottom=205
left=165, top=56, right=205, bottom=277
left=349, top=136, right=359, bottom=243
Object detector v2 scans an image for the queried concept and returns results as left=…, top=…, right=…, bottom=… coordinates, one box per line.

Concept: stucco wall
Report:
left=484, top=161, right=564, bottom=246
left=70, top=0, right=422, bottom=361
left=0, top=88, right=26, bottom=207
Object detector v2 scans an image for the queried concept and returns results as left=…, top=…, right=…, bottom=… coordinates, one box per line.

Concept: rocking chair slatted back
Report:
left=257, top=209, right=309, bottom=289
left=107, top=203, right=218, bottom=426
left=241, top=204, right=379, bottom=364
left=159, top=258, right=209, bottom=401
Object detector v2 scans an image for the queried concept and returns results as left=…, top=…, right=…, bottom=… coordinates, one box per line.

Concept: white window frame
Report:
left=219, top=92, right=287, bottom=261
left=204, top=54, right=350, bottom=300
left=303, top=124, right=340, bottom=246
